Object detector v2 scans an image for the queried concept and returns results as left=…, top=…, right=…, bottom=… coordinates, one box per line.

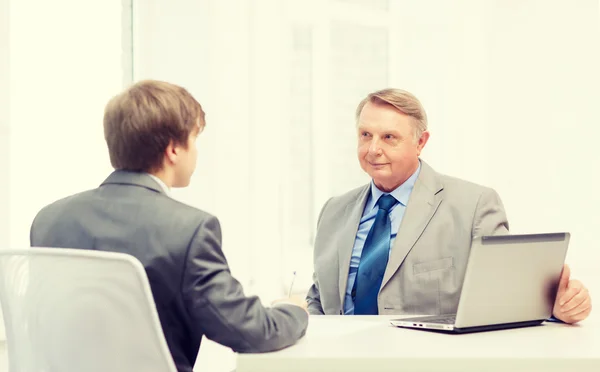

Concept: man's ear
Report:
left=164, top=140, right=178, bottom=164
left=417, top=131, right=430, bottom=156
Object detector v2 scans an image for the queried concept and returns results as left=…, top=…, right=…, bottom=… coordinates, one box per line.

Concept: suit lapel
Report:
left=338, top=185, right=370, bottom=305
left=381, top=161, right=444, bottom=289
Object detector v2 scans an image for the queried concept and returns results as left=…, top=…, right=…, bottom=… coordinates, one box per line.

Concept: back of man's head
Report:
left=103, top=80, right=205, bottom=173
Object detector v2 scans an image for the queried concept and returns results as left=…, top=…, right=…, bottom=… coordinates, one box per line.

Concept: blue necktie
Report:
left=353, top=194, right=397, bottom=315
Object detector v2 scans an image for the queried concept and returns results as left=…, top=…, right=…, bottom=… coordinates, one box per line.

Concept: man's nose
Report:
left=368, top=138, right=381, bottom=155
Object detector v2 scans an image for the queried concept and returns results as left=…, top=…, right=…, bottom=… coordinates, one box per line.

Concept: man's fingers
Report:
left=558, top=284, right=581, bottom=307
left=564, top=296, right=592, bottom=317
left=561, top=287, right=587, bottom=312
left=562, top=304, right=592, bottom=324
left=571, top=306, right=592, bottom=323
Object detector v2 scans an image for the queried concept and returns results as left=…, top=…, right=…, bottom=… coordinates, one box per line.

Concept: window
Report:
left=282, top=1, right=398, bottom=291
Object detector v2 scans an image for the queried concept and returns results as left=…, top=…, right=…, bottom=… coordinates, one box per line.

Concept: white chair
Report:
left=0, top=248, right=178, bottom=372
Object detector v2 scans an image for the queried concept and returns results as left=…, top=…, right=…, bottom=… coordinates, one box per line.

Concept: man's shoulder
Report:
left=35, top=189, right=96, bottom=218
left=326, top=184, right=369, bottom=210
left=432, top=170, right=501, bottom=207
left=35, top=186, right=216, bottom=225
left=438, top=173, right=492, bottom=193
left=151, top=192, right=215, bottom=219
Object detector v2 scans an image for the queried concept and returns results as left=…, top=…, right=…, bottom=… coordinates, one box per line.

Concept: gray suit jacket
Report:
left=30, top=171, right=308, bottom=372
left=306, top=160, right=509, bottom=316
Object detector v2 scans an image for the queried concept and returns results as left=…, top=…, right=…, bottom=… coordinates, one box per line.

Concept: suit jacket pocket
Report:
left=413, top=257, right=454, bottom=275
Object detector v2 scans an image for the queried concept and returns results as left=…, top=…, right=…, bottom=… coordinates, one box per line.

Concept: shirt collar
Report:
left=367, top=160, right=421, bottom=212
left=146, top=173, right=171, bottom=195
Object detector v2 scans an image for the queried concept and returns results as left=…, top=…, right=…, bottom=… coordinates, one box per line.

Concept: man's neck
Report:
left=147, top=172, right=172, bottom=194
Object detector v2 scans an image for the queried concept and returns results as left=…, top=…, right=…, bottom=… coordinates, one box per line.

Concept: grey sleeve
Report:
left=306, top=272, right=325, bottom=315
left=305, top=198, right=332, bottom=315
left=472, top=188, right=510, bottom=237
left=181, top=216, right=308, bottom=353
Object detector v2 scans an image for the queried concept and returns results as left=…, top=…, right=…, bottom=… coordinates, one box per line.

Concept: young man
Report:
left=30, top=80, right=308, bottom=372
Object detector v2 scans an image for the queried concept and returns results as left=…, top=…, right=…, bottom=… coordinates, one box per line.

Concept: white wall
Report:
left=0, top=0, right=10, bottom=344
left=486, top=0, right=600, bottom=280
left=1, top=0, right=128, bottom=342
left=0, top=0, right=9, bottom=250
left=391, top=0, right=495, bottom=179
left=8, top=0, right=125, bottom=251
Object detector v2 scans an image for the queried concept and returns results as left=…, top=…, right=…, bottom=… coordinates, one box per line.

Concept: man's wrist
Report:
left=547, top=314, right=565, bottom=323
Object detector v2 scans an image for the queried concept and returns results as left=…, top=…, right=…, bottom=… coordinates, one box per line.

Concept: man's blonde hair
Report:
left=355, top=88, right=428, bottom=141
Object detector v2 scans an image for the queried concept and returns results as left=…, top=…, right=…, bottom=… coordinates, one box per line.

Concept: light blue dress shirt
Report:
left=343, top=162, right=421, bottom=314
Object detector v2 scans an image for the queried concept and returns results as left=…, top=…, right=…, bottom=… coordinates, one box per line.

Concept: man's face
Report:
left=172, top=121, right=202, bottom=188
left=357, top=101, right=429, bottom=192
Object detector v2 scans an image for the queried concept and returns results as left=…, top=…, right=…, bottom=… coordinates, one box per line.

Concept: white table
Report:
left=236, top=315, right=600, bottom=372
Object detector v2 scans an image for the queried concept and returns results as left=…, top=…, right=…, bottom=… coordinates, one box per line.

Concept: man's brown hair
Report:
left=103, top=80, right=205, bottom=172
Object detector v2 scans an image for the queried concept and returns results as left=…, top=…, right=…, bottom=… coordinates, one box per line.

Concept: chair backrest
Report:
left=0, top=248, right=178, bottom=372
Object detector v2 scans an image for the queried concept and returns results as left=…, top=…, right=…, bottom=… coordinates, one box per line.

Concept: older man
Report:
left=306, top=88, right=591, bottom=324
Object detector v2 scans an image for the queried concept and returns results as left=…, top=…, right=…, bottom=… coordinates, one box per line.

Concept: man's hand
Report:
left=552, top=264, right=592, bottom=324
left=272, top=295, right=309, bottom=314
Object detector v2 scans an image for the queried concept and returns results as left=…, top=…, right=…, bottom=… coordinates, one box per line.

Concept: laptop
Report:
left=390, top=232, right=570, bottom=334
